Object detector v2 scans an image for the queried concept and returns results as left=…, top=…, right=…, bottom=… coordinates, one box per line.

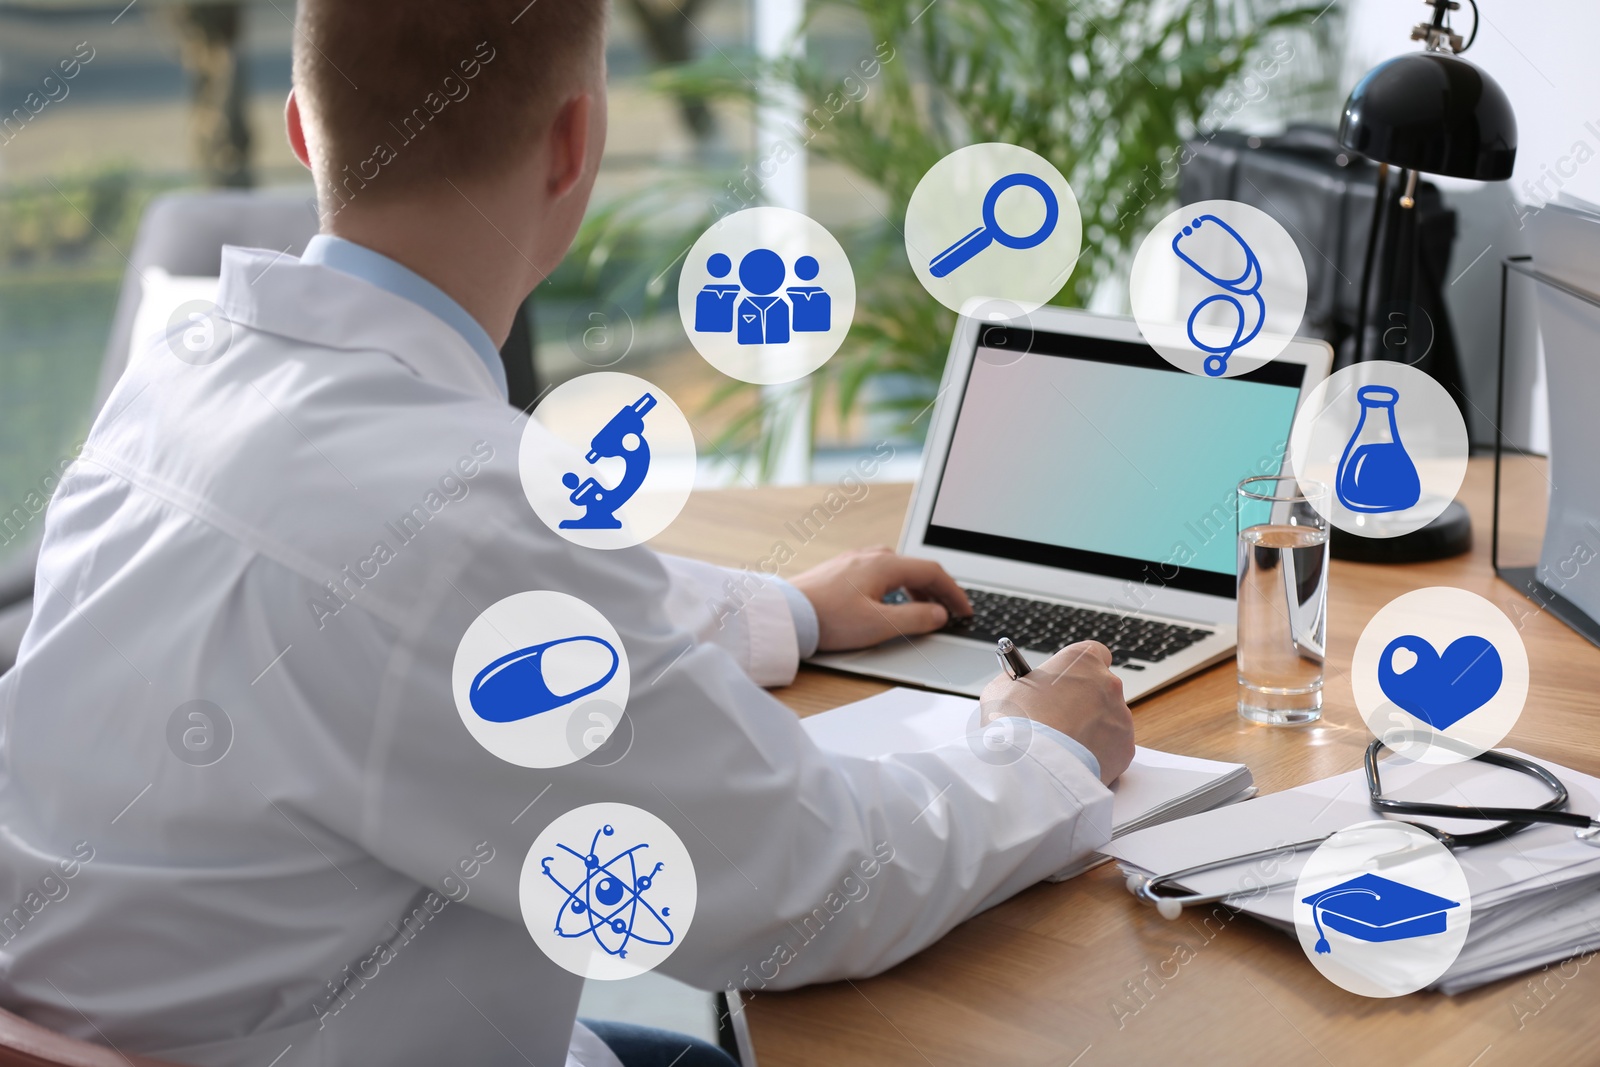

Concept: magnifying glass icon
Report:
left=928, top=171, right=1060, bottom=279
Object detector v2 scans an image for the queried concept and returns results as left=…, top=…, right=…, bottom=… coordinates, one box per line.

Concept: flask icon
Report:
left=1336, top=385, right=1421, bottom=514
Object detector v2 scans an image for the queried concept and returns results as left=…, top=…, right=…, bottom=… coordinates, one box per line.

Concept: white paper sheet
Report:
left=801, top=686, right=1251, bottom=834
left=1104, top=750, right=1600, bottom=924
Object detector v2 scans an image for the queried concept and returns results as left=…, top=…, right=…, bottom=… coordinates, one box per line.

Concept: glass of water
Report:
left=1236, top=475, right=1330, bottom=725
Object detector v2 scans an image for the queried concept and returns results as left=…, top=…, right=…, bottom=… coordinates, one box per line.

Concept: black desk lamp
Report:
left=1332, top=0, right=1517, bottom=563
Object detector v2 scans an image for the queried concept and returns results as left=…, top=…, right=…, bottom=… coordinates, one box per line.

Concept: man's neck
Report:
left=326, top=193, right=541, bottom=348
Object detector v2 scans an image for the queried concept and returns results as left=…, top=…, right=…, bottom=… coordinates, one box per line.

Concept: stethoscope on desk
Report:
left=1126, top=738, right=1600, bottom=919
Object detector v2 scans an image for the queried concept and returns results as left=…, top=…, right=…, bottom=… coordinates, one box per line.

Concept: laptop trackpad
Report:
left=822, top=634, right=997, bottom=692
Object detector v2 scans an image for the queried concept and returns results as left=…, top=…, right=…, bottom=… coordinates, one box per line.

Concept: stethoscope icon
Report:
left=1171, top=213, right=1265, bottom=376
left=928, top=172, right=1059, bottom=278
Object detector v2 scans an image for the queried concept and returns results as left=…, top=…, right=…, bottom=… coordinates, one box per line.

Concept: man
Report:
left=0, top=3, right=1134, bottom=1065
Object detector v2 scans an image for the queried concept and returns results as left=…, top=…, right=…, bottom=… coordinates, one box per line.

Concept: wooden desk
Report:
left=652, top=456, right=1600, bottom=1067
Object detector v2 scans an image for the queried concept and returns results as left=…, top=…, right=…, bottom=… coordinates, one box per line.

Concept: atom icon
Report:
left=541, top=823, right=676, bottom=959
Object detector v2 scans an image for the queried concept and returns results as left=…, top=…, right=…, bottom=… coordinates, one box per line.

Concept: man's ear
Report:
left=546, top=93, right=592, bottom=200
left=285, top=89, right=312, bottom=170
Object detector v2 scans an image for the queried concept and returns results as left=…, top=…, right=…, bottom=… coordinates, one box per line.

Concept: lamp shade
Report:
left=1339, top=51, right=1516, bottom=180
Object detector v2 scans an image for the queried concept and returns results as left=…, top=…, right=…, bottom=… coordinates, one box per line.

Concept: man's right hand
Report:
left=978, top=640, right=1135, bottom=784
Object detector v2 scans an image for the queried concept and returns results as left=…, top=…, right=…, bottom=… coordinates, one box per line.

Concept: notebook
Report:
left=799, top=687, right=1255, bottom=879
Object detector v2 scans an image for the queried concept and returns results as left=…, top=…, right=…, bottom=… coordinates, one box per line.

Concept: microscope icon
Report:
left=560, top=393, right=657, bottom=530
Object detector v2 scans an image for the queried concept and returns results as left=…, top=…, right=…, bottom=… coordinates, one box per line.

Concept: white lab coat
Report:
left=0, top=247, right=1113, bottom=1067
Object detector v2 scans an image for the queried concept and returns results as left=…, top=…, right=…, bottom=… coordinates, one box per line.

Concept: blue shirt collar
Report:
left=302, top=234, right=509, bottom=400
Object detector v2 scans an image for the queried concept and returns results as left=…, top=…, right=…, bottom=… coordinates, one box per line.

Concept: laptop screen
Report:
left=924, top=325, right=1306, bottom=598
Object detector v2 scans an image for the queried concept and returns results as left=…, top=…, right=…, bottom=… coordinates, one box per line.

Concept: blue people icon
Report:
left=1377, top=633, right=1502, bottom=731
left=786, top=254, right=832, bottom=333
left=694, top=253, right=740, bottom=333
left=469, top=635, right=620, bottom=723
left=736, top=248, right=791, bottom=345
left=560, top=393, right=656, bottom=530
left=1171, top=214, right=1265, bottom=376
left=1335, top=385, right=1422, bottom=513
left=692, top=247, right=833, bottom=343
left=542, top=823, right=676, bottom=959
left=1301, top=873, right=1460, bottom=954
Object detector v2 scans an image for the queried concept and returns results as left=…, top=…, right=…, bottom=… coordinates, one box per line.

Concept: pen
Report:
left=996, top=636, right=1032, bottom=680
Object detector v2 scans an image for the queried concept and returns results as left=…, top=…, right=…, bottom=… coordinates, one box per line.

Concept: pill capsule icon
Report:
left=469, top=635, right=621, bottom=723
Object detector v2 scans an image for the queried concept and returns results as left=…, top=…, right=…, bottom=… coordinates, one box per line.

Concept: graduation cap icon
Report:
left=1301, top=873, right=1461, bottom=955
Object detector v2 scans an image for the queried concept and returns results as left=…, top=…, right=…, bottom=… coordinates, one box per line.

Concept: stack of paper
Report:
left=1529, top=193, right=1600, bottom=293
left=800, top=687, right=1254, bottom=880
left=1103, top=751, right=1600, bottom=993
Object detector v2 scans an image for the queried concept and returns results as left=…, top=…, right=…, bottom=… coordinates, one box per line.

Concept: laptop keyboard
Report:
left=938, top=587, right=1213, bottom=668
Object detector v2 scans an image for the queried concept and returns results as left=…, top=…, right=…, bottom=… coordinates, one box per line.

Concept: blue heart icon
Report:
left=1377, top=634, right=1502, bottom=731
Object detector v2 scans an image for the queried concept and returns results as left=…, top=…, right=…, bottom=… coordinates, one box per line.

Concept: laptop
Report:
left=810, top=306, right=1331, bottom=701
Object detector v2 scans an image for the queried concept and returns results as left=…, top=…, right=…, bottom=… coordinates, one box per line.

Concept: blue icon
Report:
left=694, top=253, right=741, bottom=333
left=928, top=171, right=1060, bottom=278
left=1302, top=873, right=1461, bottom=954
left=692, top=250, right=831, bottom=343
left=1378, top=634, right=1502, bottom=731
left=1336, top=385, right=1422, bottom=513
left=787, top=255, right=830, bottom=332
left=560, top=393, right=656, bottom=530
left=469, top=635, right=620, bottom=723
left=542, top=823, right=676, bottom=959
left=736, top=248, right=790, bottom=345
left=1171, top=214, right=1264, bottom=376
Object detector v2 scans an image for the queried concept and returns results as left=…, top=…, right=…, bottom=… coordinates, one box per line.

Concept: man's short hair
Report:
left=295, top=0, right=607, bottom=210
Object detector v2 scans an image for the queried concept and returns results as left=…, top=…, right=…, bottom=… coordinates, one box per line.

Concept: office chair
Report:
left=0, top=188, right=538, bottom=673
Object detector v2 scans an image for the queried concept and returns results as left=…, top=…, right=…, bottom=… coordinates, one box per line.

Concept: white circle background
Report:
left=966, top=297, right=1039, bottom=369
left=1288, top=360, right=1469, bottom=539
left=521, top=802, right=698, bottom=981
left=1294, top=820, right=1470, bottom=997
left=520, top=372, right=696, bottom=550
left=451, top=591, right=630, bottom=768
left=1130, top=200, right=1308, bottom=377
left=165, top=299, right=233, bottom=366
left=676, top=206, right=855, bottom=384
left=1352, top=587, right=1529, bottom=764
left=904, top=143, right=1083, bottom=315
